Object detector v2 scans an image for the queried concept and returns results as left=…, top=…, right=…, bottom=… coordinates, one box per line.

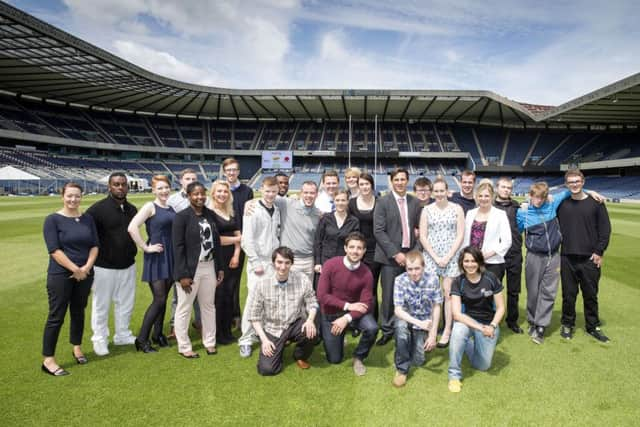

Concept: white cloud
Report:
left=17, top=0, right=640, bottom=105
left=113, top=40, right=222, bottom=87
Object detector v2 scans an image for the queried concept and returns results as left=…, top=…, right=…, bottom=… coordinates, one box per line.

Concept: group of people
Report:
left=40, top=162, right=612, bottom=393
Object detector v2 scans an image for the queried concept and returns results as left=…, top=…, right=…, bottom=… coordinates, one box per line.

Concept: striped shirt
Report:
left=247, top=270, right=318, bottom=338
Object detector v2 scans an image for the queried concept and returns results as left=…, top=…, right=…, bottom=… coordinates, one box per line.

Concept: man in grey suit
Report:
left=374, top=168, right=422, bottom=345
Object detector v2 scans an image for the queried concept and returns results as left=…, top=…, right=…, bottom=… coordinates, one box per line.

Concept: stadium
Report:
left=1, top=2, right=639, bottom=426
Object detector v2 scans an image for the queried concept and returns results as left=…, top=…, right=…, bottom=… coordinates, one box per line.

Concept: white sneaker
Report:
left=113, top=335, right=136, bottom=346
left=93, top=340, right=110, bottom=356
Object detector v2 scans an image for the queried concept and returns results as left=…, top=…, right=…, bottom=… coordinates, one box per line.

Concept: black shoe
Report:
left=528, top=324, right=536, bottom=337
left=508, top=323, right=524, bottom=334
left=206, top=347, right=218, bottom=355
left=135, top=338, right=158, bottom=353
left=72, top=352, right=88, bottom=364
left=42, top=364, right=70, bottom=376
left=560, top=325, right=574, bottom=340
left=587, top=327, right=610, bottom=343
left=351, top=328, right=361, bottom=338
left=152, top=335, right=170, bottom=348
left=376, top=335, right=392, bottom=346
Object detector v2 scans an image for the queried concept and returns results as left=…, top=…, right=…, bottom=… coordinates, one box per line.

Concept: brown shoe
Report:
left=295, top=359, right=311, bottom=369
left=167, top=328, right=176, bottom=340
left=392, top=371, right=407, bottom=388
left=353, top=358, right=366, bottom=376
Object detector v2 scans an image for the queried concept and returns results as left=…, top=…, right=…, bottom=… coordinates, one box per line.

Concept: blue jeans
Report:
left=448, top=321, right=499, bottom=380
left=321, top=313, right=378, bottom=363
left=394, top=319, right=427, bottom=374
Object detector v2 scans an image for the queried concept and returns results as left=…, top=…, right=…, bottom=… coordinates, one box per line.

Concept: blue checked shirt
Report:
left=394, top=272, right=443, bottom=328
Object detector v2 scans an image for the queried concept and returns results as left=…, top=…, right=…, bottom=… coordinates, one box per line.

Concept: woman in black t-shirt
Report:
left=447, top=246, right=505, bottom=393
left=42, top=182, right=99, bottom=376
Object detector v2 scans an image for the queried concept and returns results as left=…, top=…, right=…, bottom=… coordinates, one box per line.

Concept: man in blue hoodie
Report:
left=517, top=181, right=608, bottom=345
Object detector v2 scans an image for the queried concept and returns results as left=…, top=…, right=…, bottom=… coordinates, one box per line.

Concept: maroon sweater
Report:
left=317, top=256, right=373, bottom=320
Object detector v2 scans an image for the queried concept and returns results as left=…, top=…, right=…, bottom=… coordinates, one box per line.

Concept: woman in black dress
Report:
left=208, top=180, right=242, bottom=345
left=314, top=189, right=360, bottom=276
left=348, top=173, right=380, bottom=320
left=42, top=182, right=98, bottom=376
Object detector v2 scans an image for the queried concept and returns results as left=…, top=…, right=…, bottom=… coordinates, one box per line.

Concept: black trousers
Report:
left=363, top=260, right=381, bottom=323
left=216, top=264, right=236, bottom=340
left=380, top=263, right=405, bottom=337
left=231, top=251, right=245, bottom=319
left=561, top=255, right=601, bottom=331
left=257, top=318, right=314, bottom=376
left=42, top=273, right=93, bottom=357
left=489, top=254, right=522, bottom=326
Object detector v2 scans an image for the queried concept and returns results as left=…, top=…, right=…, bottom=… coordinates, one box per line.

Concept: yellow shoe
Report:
left=448, top=379, right=462, bottom=393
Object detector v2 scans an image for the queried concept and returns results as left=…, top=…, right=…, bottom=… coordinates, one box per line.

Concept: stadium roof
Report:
left=1, top=2, right=638, bottom=128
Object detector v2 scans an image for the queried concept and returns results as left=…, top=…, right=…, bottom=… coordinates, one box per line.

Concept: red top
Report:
left=317, top=256, right=374, bottom=320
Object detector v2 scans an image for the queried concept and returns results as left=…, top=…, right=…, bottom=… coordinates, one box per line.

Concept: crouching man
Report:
left=248, top=247, right=318, bottom=375
left=392, top=250, right=442, bottom=387
left=317, top=232, right=378, bottom=376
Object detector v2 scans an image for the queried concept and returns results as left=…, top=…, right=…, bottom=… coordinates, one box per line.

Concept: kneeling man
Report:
left=392, top=250, right=442, bottom=387
left=317, top=232, right=378, bottom=376
left=248, top=247, right=318, bottom=375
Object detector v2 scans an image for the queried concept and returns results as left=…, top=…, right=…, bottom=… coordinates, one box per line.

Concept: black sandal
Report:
left=73, top=352, right=88, bottom=364
left=41, top=364, right=70, bottom=376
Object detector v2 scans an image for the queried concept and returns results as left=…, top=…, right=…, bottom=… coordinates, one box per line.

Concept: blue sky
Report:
left=11, top=0, right=640, bottom=105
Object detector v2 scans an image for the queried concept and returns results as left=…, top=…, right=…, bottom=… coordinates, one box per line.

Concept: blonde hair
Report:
left=345, top=167, right=362, bottom=178
left=529, top=182, right=549, bottom=199
left=405, top=250, right=425, bottom=267
left=210, top=180, right=235, bottom=218
left=475, top=181, right=495, bottom=201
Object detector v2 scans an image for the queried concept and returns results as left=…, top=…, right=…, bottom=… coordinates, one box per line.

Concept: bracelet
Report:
left=489, top=323, right=497, bottom=329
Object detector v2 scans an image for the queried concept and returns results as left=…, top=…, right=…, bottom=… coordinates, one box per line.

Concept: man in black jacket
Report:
left=494, top=177, right=524, bottom=334
left=86, top=173, right=138, bottom=356
left=557, top=169, right=612, bottom=343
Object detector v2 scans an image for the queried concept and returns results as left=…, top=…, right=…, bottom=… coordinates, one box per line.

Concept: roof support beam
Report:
left=228, top=95, right=240, bottom=120
left=399, top=96, right=415, bottom=121
left=238, top=95, right=258, bottom=120
left=295, top=96, right=313, bottom=120
left=274, top=96, right=295, bottom=120
left=454, top=97, right=483, bottom=122
left=341, top=95, right=348, bottom=119
left=155, top=91, right=193, bottom=115
left=250, top=96, right=277, bottom=119
left=363, top=96, right=367, bottom=120
left=436, top=97, right=459, bottom=122
left=381, top=96, right=390, bottom=121
left=477, top=98, right=491, bottom=123
left=318, top=96, right=331, bottom=120
left=417, top=97, right=436, bottom=121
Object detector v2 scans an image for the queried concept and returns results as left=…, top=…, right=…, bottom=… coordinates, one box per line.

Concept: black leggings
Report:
left=138, top=279, right=172, bottom=342
left=216, top=269, right=235, bottom=339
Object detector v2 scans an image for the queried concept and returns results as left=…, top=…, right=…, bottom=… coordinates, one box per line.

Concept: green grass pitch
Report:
left=1, top=194, right=639, bottom=426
